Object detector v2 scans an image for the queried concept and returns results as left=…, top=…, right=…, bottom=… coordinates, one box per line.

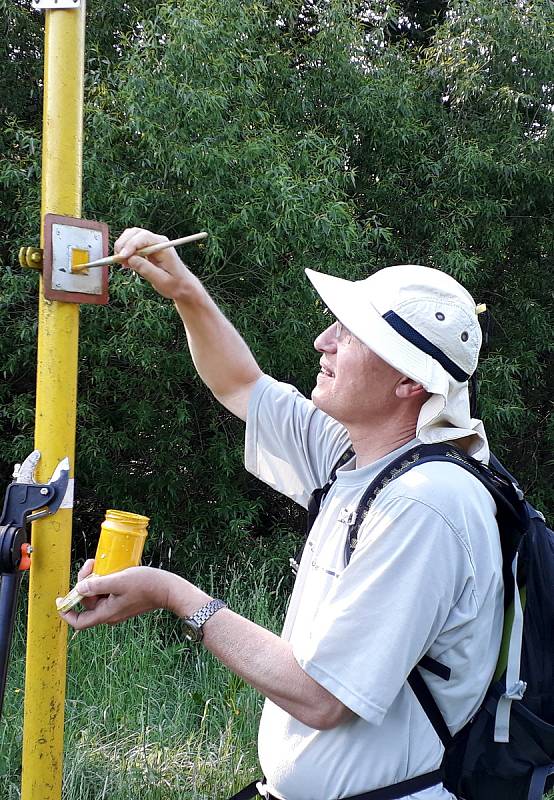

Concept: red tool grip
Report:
left=19, top=544, right=31, bottom=572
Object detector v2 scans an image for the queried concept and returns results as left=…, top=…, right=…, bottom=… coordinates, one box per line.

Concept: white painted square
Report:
left=51, top=223, right=104, bottom=296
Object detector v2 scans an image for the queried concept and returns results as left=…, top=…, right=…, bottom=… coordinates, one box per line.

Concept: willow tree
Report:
left=1, top=0, right=552, bottom=571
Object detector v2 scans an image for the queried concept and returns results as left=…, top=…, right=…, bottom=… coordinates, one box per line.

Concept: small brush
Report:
left=74, top=231, right=208, bottom=270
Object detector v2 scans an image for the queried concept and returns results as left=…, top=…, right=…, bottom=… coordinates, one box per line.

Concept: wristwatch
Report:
left=181, top=598, right=227, bottom=643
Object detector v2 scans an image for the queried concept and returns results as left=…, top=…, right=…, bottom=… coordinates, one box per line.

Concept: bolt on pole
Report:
left=21, top=3, right=86, bottom=799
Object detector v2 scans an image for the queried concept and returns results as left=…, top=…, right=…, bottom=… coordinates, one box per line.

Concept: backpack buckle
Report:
left=255, top=781, right=270, bottom=798
left=505, top=679, right=527, bottom=701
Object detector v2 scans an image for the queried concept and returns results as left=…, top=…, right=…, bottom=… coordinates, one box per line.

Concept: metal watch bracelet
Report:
left=181, top=598, right=227, bottom=643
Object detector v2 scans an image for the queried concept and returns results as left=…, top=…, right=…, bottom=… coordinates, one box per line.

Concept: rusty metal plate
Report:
left=32, top=0, right=82, bottom=9
left=43, top=214, right=109, bottom=305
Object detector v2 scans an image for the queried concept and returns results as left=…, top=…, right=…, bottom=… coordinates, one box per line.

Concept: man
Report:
left=60, top=228, right=503, bottom=800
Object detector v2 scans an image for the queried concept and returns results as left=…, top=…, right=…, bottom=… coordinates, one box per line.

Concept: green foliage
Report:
left=0, top=0, right=552, bottom=574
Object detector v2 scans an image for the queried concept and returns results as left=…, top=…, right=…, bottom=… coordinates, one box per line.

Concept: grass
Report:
left=1, top=558, right=553, bottom=800
left=0, top=559, right=286, bottom=800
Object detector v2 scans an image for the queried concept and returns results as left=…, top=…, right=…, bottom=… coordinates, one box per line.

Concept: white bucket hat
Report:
left=305, top=264, right=489, bottom=462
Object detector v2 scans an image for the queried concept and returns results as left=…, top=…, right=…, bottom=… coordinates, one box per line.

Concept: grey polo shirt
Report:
left=245, top=376, right=503, bottom=800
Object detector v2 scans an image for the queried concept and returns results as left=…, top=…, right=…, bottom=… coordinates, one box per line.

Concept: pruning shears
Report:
left=0, top=450, right=69, bottom=719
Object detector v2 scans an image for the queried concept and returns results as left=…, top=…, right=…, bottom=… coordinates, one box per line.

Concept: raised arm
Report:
left=114, top=228, right=262, bottom=420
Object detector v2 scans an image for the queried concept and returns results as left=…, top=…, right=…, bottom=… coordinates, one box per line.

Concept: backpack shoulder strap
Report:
left=343, top=443, right=464, bottom=564
left=290, top=446, right=354, bottom=575
left=306, top=446, right=354, bottom=535
left=407, top=664, right=453, bottom=748
left=335, top=444, right=471, bottom=751
left=343, top=442, right=526, bottom=566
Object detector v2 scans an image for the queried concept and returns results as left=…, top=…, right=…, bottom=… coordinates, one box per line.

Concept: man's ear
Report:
left=395, top=377, right=429, bottom=400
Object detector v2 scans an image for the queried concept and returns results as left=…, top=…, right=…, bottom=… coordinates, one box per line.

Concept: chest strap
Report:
left=227, top=769, right=443, bottom=800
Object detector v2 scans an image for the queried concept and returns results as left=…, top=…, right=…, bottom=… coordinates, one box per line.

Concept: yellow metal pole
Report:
left=21, top=4, right=86, bottom=800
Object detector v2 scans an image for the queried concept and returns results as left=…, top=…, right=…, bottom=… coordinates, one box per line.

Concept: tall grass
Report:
left=1, top=559, right=552, bottom=800
left=0, top=560, right=287, bottom=800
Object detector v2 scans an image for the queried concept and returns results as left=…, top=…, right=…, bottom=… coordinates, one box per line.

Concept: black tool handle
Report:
left=0, top=570, right=23, bottom=719
left=0, top=483, right=55, bottom=529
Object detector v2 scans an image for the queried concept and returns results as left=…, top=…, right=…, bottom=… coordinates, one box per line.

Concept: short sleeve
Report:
left=294, top=493, right=476, bottom=723
left=245, top=375, right=351, bottom=508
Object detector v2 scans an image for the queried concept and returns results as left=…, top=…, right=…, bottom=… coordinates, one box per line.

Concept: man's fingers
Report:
left=113, top=227, right=143, bottom=254
left=76, top=574, right=119, bottom=598
left=126, top=254, right=167, bottom=275
left=77, top=558, right=95, bottom=582
left=60, top=598, right=112, bottom=631
left=80, top=596, right=101, bottom=611
left=126, top=255, right=182, bottom=298
left=112, top=227, right=191, bottom=304
left=115, top=230, right=169, bottom=261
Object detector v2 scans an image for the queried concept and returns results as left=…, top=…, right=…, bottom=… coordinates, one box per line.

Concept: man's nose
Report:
left=314, top=324, right=337, bottom=353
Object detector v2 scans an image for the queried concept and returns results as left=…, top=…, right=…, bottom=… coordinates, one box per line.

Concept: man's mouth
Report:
left=320, top=363, right=335, bottom=378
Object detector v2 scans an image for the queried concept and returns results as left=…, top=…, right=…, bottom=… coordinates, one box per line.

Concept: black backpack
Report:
left=230, top=442, right=554, bottom=800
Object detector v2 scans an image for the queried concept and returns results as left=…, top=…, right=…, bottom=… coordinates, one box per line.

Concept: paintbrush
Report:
left=75, top=231, right=208, bottom=270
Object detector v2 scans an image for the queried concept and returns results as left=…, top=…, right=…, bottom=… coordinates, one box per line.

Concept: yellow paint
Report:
left=93, top=510, right=149, bottom=576
left=70, top=247, right=89, bottom=274
left=56, top=511, right=149, bottom=612
left=22, top=4, right=86, bottom=800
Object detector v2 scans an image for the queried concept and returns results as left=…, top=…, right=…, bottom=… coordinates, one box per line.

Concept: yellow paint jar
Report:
left=56, top=509, right=149, bottom=612
left=93, top=510, right=149, bottom=576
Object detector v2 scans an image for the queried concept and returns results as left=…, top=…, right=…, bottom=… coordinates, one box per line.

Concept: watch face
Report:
left=182, top=618, right=203, bottom=643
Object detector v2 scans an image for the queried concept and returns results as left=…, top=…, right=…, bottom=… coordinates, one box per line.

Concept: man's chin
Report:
left=311, top=385, right=322, bottom=407
left=311, top=387, right=331, bottom=414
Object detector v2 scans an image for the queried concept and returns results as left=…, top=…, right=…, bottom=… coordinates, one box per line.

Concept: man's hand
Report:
left=58, top=562, right=354, bottom=729
left=114, top=227, right=200, bottom=303
left=58, top=565, right=176, bottom=631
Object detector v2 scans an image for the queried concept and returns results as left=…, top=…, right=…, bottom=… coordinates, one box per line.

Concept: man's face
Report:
left=311, top=320, right=404, bottom=427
